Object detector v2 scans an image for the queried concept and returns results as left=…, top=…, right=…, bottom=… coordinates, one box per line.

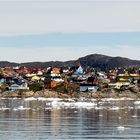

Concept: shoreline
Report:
left=0, top=89, right=140, bottom=100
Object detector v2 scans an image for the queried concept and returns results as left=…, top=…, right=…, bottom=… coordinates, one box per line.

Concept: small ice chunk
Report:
left=109, top=107, right=119, bottom=111
left=134, top=101, right=140, bottom=105
left=117, top=126, right=125, bottom=131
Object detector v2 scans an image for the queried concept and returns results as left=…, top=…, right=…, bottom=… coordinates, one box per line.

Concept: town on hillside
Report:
left=0, top=65, right=140, bottom=97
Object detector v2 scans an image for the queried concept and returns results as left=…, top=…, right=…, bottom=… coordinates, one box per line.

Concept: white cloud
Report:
left=0, top=1, right=140, bottom=35
left=0, top=45, right=140, bottom=62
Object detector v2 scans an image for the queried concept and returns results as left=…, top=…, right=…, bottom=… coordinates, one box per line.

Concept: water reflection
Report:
left=0, top=98, right=140, bottom=139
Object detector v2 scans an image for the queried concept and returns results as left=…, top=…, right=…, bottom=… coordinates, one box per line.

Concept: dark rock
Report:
left=129, top=85, right=139, bottom=93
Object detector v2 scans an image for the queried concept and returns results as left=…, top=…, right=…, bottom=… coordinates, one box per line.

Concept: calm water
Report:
left=0, top=97, right=140, bottom=140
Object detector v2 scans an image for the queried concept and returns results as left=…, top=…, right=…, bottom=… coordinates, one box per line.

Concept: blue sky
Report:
left=0, top=0, right=140, bottom=62
left=0, top=32, right=140, bottom=47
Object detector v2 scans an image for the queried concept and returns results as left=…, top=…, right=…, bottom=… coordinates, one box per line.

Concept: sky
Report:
left=0, top=0, right=140, bottom=62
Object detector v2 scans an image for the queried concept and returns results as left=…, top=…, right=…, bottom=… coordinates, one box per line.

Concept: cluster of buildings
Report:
left=107, top=67, right=140, bottom=89
left=0, top=65, right=140, bottom=93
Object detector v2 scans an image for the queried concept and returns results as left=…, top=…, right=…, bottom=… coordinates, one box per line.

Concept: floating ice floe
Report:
left=94, top=106, right=105, bottom=110
left=134, top=101, right=140, bottom=105
left=24, top=97, right=37, bottom=101
left=99, top=114, right=103, bottom=117
left=109, top=106, right=120, bottom=111
left=128, top=106, right=134, bottom=110
left=135, top=106, right=140, bottom=110
left=0, top=98, right=7, bottom=100
left=134, top=101, right=140, bottom=109
left=65, top=98, right=75, bottom=102
left=46, top=101, right=97, bottom=109
left=118, top=117, right=122, bottom=119
left=13, top=106, right=31, bottom=111
left=132, top=115, right=138, bottom=118
left=101, top=98, right=134, bottom=102
left=37, top=97, right=48, bottom=101
left=74, top=102, right=96, bottom=108
left=117, top=126, right=125, bottom=131
left=45, top=98, right=62, bottom=102
left=0, top=107, right=10, bottom=111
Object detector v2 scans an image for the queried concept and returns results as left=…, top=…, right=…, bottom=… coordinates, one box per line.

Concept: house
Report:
left=69, top=66, right=85, bottom=83
left=69, top=66, right=79, bottom=73
left=26, top=73, right=36, bottom=78
left=70, top=74, right=86, bottom=83
left=5, top=77, right=13, bottom=84
left=51, top=73, right=61, bottom=77
left=97, top=72, right=107, bottom=79
left=45, top=80, right=59, bottom=88
left=37, top=71, right=43, bottom=76
left=108, top=82, right=130, bottom=89
left=0, top=83, right=8, bottom=89
left=8, top=83, right=29, bottom=90
left=12, top=77, right=26, bottom=84
left=80, top=84, right=98, bottom=92
left=87, top=77, right=97, bottom=84
left=31, top=75, right=41, bottom=82
left=76, top=66, right=83, bottom=74
left=51, top=67, right=61, bottom=74
left=62, top=67, right=69, bottom=73
left=0, top=78, right=6, bottom=83
left=77, top=75, right=87, bottom=81
left=44, top=72, right=64, bottom=88
left=116, top=73, right=140, bottom=83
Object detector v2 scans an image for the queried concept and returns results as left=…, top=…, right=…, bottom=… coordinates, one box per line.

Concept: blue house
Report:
left=0, top=78, right=6, bottom=83
left=76, top=66, right=83, bottom=74
left=13, top=78, right=26, bottom=84
left=8, top=83, right=29, bottom=90
left=80, top=84, right=97, bottom=92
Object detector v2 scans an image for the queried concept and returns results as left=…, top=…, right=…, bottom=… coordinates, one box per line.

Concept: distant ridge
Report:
left=0, top=54, right=140, bottom=68
left=78, top=54, right=140, bottom=68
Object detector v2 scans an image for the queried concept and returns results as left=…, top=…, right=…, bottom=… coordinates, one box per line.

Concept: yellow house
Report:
left=130, top=74, right=140, bottom=77
left=124, top=72, right=130, bottom=77
left=51, top=73, right=60, bottom=77
left=26, top=73, right=36, bottom=78
left=119, top=77, right=127, bottom=81
left=31, top=76, right=40, bottom=81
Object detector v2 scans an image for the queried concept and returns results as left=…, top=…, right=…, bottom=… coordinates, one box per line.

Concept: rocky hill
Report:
left=0, top=54, right=140, bottom=68
left=78, top=54, right=140, bottom=68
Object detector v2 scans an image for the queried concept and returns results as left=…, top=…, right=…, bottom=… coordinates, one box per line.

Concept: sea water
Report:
left=0, top=97, right=140, bottom=140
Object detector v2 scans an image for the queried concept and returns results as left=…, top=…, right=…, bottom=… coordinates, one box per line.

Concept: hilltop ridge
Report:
left=0, top=54, right=140, bottom=68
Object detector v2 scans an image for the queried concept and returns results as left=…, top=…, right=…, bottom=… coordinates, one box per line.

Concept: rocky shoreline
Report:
left=0, top=89, right=140, bottom=99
